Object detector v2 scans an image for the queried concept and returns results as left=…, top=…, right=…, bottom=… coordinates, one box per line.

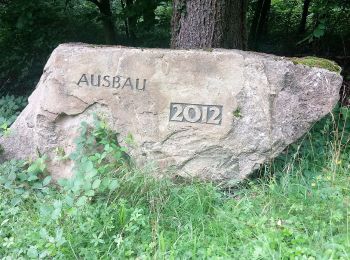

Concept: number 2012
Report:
left=169, top=103, right=223, bottom=125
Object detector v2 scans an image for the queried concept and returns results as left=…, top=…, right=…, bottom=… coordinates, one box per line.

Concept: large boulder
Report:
left=0, top=44, right=342, bottom=182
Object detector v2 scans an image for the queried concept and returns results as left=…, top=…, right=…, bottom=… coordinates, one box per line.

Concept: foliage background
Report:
left=0, top=0, right=349, bottom=97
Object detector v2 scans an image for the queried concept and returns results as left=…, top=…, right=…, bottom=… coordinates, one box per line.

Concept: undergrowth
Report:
left=0, top=106, right=350, bottom=259
left=0, top=95, right=27, bottom=136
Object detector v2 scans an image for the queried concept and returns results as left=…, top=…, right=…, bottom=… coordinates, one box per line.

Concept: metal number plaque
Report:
left=169, top=103, right=223, bottom=125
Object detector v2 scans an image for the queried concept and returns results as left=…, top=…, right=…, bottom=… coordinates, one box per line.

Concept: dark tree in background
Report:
left=298, top=0, right=311, bottom=34
left=0, top=0, right=349, bottom=98
left=125, top=0, right=137, bottom=39
left=171, top=0, right=247, bottom=49
left=248, top=0, right=271, bottom=49
left=88, top=0, right=117, bottom=44
left=141, top=0, right=158, bottom=30
left=121, top=0, right=162, bottom=41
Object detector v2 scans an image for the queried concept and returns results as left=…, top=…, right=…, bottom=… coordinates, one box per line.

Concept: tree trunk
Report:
left=126, top=0, right=137, bottom=39
left=142, top=0, right=157, bottom=30
left=171, top=0, right=247, bottom=50
left=298, top=0, right=311, bottom=34
left=120, top=0, right=130, bottom=38
left=248, top=0, right=271, bottom=49
left=89, top=0, right=117, bottom=44
left=101, top=17, right=117, bottom=44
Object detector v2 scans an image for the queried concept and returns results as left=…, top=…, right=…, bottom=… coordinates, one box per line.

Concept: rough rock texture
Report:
left=0, top=44, right=343, bottom=182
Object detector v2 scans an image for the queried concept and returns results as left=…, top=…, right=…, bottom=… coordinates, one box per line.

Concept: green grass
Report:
left=0, top=106, right=350, bottom=259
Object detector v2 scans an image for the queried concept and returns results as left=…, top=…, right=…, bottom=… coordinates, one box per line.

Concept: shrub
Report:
left=0, top=95, right=27, bottom=135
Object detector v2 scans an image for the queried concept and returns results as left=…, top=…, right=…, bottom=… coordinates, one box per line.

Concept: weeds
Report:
left=0, top=106, right=349, bottom=258
left=0, top=95, right=27, bottom=136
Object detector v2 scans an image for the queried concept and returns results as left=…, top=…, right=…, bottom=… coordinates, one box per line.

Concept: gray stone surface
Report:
left=0, top=43, right=343, bottom=182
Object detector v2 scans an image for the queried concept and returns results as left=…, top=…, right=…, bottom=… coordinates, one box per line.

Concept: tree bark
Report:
left=171, top=0, right=247, bottom=50
left=142, top=0, right=157, bottom=30
left=248, top=0, right=271, bottom=49
left=88, top=0, right=117, bottom=44
left=298, top=0, right=311, bottom=34
left=126, top=0, right=137, bottom=39
left=101, top=18, right=117, bottom=44
left=120, top=0, right=130, bottom=38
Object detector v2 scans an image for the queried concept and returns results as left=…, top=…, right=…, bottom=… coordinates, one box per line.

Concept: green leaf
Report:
left=27, top=174, right=38, bottom=181
left=65, top=195, right=74, bottom=207
left=85, top=190, right=95, bottom=197
left=32, top=182, right=43, bottom=189
left=81, top=160, right=94, bottom=172
left=92, top=179, right=101, bottom=189
left=85, top=168, right=98, bottom=179
left=109, top=179, right=119, bottom=191
left=42, top=176, right=52, bottom=186
left=76, top=196, right=88, bottom=207
left=58, top=178, right=67, bottom=186
left=8, top=172, right=16, bottom=181
left=27, top=246, right=38, bottom=258
left=313, top=28, right=324, bottom=38
left=51, top=208, right=61, bottom=220
left=115, top=151, right=122, bottom=159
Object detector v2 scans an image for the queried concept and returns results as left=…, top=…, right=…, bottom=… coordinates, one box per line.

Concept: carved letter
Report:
left=77, top=74, right=89, bottom=86
left=113, top=76, right=121, bottom=88
left=122, top=77, right=133, bottom=90
left=136, top=79, right=146, bottom=91
left=102, top=75, right=111, bottom=87
left=91, top=74, right=101, bottom=87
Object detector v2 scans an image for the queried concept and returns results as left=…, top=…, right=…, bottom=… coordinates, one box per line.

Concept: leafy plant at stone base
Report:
left=1, top=107, right=350, bottom=258
left=0, top=156, right=52, bottom=205
left=0, top=95, right=27, bottom=136
left=0, top=95, right=51, bottom=194
left=0, top=113, right=135, bottom=215
left=33, top=116, right=161, bottom=258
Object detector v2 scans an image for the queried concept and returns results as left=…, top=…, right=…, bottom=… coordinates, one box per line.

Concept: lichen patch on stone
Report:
left=290, top=56, right=341, bottom=73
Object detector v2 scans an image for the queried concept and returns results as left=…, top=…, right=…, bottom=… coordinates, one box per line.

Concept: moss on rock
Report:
left=290, top=56, right=341, bottom=73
